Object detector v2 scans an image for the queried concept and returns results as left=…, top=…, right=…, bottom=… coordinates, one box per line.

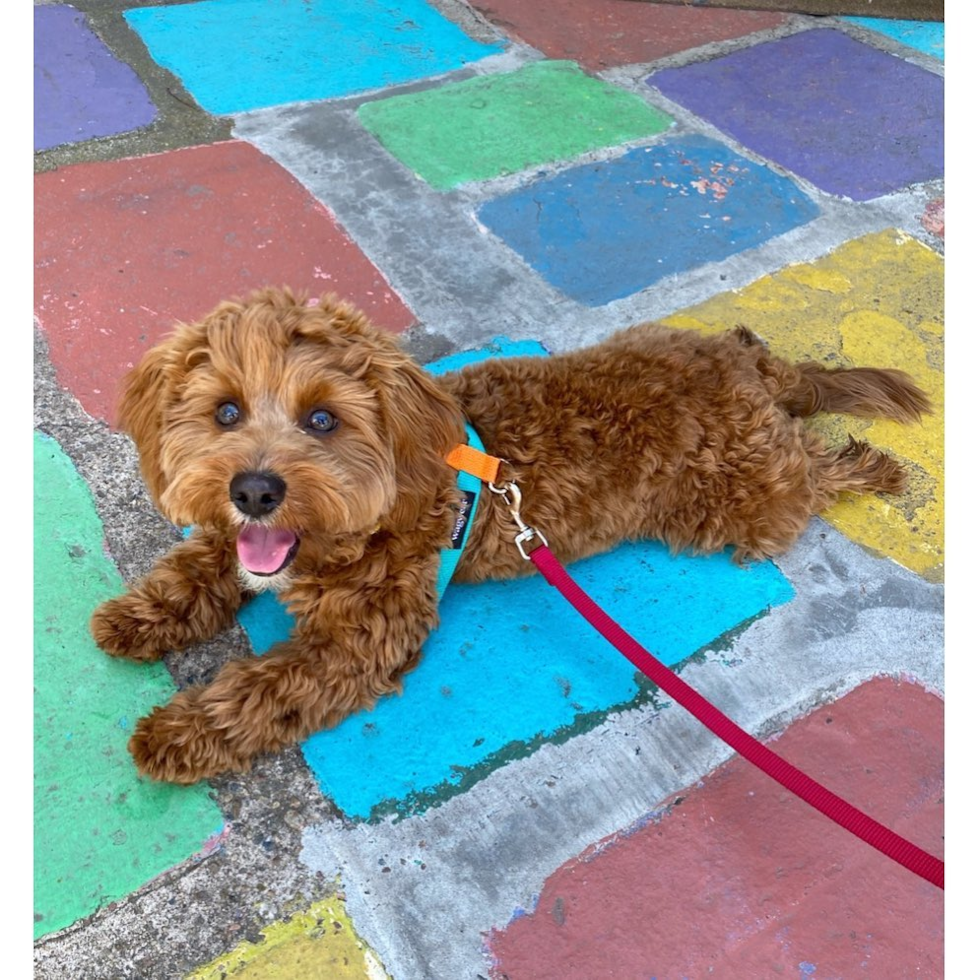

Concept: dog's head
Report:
left=120, top=288, right=464, bottom=581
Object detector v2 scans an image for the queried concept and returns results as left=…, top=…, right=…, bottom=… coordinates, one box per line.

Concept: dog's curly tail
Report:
left=780, top=362, right=932, bottom=423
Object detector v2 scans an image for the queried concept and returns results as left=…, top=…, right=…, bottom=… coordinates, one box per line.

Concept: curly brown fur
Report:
left=91, top=288, right=929, bottom=783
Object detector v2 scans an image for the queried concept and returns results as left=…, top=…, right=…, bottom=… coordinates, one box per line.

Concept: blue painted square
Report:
left=477, top=136, right=819, bottom=306
left=123, top=0, right=504, bottom=115
left=35, top=5, right=156, bottom=151
left=844, top=17, right=944, bottom=61
left=236, top=340, right=795, bottom=820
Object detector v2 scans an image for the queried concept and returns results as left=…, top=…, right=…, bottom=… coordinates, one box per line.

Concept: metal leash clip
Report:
left=487, top=480, right=549, bottom=560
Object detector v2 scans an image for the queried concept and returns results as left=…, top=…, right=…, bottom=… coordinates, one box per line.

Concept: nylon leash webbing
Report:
left=529, top=542, right=944, bottom=890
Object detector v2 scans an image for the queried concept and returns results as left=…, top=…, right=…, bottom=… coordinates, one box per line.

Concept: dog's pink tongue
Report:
left=236, top=526, right=297, bottom=574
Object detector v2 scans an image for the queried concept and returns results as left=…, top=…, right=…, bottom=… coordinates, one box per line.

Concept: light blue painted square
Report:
left=236, top=340, right=794, bottom=820
left=124, top=0, right=504, bottom=114
left=477, top=135, right=819, bottom=306
left=844, top=17, right=944, bottom=60
left=299, top=544, right=793, bottom=819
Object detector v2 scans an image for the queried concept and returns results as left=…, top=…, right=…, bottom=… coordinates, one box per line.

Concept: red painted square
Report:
left=922, top=197, right=944, bottom=238
left=35, top=141, right=414, bottom=426
left=471, top=0, right=787, bottom=71
left=488, top=677, right=943, bottom=979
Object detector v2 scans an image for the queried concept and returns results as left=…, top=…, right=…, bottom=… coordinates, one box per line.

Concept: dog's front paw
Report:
left=129, top=693, right=249, bottom=784
left=91, top=594, right=173, bottom=662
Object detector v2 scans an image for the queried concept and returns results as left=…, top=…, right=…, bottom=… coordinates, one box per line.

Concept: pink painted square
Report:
left=35, top=140, right=413, bottom=426
left=471, top=0, right=786, bottom=71
left=488, top=677, right=943, bottom=978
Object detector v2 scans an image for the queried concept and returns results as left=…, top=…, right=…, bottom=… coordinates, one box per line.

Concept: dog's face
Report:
left=120, top=289, right=463, bottom=585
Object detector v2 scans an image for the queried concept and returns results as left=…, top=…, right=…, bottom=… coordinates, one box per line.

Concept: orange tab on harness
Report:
left=446, top=443, right=503, bottom=484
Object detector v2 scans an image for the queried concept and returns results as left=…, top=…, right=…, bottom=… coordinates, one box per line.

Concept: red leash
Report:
left=464, top=467, right=944, bottom=891
left=529, top=542, right=944, bottom=890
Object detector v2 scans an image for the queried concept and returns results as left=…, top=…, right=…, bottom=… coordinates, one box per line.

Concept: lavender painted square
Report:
left=35, top=5, right=156, bottom=151
left=650, top=28, right=943, bottom=201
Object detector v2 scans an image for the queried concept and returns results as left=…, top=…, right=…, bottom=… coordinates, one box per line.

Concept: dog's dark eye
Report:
left=215, top=401, right=242, bottom=427
left=306, top=409, right=339, bottom=434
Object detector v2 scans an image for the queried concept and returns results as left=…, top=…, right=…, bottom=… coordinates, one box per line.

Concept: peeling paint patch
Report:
left=921, top=198, right=944, bottom=238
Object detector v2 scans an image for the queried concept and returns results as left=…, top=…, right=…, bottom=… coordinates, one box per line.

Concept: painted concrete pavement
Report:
left=34, top=1, right=944, bottom=977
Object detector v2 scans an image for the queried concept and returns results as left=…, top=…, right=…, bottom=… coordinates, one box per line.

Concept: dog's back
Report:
left=441, top=323, right=929, bottom=576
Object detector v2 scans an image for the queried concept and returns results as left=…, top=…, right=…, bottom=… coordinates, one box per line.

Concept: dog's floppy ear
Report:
left=371, top=348, right=466, bottom=531
left=118, top=315, right=213, bottom=505
left=118, top=341, right=174, bottom=504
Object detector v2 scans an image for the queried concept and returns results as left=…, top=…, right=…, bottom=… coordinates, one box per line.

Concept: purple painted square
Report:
left=650, top=28, right=943, bottom=201
left=35, top=5, right=156, bottom=151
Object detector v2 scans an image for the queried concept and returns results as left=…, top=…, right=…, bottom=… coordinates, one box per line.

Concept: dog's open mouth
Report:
left=236, top=525, right=299, bottom=576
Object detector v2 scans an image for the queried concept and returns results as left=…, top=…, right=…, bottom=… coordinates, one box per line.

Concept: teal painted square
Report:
left=844, top=18, right=943, bottom=60
left=477, top=135, right=819, bottom=306
left=236, top=341, right=794, bottom=820
left=124, top=0, right=504, bottom=114
left=357, top=60, right=673, bottom=189
left=34, top=434, right=222, bottom=939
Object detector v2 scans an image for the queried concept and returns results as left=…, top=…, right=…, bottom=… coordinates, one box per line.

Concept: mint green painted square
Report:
left=34, top=433, right=222, bottom=939
left=357, top=60, right=673, bottom=190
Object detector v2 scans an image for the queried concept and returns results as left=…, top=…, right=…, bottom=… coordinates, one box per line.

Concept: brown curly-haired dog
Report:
left=91, top=287, right=929, bottom=783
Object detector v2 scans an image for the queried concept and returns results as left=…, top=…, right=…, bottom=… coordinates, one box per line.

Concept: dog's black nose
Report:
left=230, top=472, right=286, bottom=518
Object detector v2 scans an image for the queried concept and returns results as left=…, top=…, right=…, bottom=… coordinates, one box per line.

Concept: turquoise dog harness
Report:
left=435, top=422, right=489, bottom=601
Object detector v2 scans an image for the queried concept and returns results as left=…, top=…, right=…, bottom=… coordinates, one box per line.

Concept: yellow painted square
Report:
left=663, top=230, right=943, bottom=580
left=186, top=896, right=390, bottom=980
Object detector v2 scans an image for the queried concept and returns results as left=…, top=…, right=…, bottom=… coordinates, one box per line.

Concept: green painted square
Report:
left=34, top=433, right=223, bottom=939
left=357, top=60, right=673, bottom=190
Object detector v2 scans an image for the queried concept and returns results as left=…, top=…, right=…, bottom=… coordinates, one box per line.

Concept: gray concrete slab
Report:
left=34, top=2, right=944, bottom=976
